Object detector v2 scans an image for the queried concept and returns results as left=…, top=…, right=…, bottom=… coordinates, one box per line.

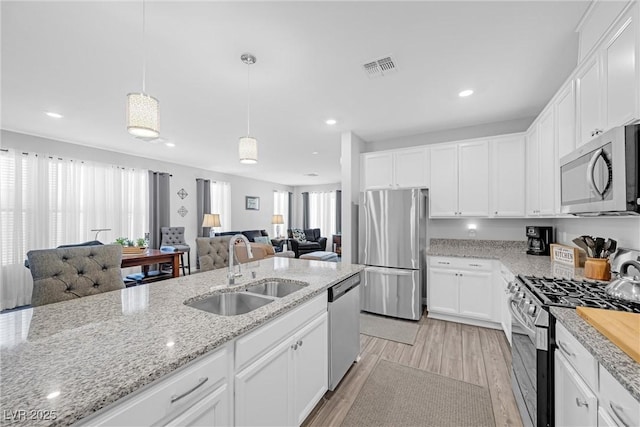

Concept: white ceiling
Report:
left=1, top=1, right=589, bottom=186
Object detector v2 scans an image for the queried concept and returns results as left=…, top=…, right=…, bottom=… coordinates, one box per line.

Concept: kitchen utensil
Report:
left=605, top=260, right=640, bottom=303
left=572, top=237, right=590, bottom=255
left=595, top=237, right=605, bottom=258
left=606, top=239, right=617, bottom=258
left=582, top=235, right=596, bottom=258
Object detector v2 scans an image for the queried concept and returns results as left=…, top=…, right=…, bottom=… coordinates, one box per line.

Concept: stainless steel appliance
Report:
left=359, top=189, right=427, bottom=321
left=526, top=226, right=553, bottom=256
left=508, top=275, right=640, bottom=427
left=560, top=124, right=639, bottom=215
left=328, top=272, right=361, bottom=391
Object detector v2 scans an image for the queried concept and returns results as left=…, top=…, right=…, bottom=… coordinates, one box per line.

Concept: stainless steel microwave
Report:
left=560, top=124, right=639, bottom=215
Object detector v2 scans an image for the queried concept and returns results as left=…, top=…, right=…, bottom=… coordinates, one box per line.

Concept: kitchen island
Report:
left=0, top=257, right=364, bottom=426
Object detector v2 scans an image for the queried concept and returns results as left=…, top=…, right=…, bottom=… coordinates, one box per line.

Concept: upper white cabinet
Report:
left=576, top=3, right=639, bottom=147
left=361, top=147, right=429, bottom=190
left=430, top=140, right=489, bottom=217
left=490, top=135, right=525, bottom=217
left=526, top=109, right=557, bottom=216
left=556, top=81, right=576, bottom=159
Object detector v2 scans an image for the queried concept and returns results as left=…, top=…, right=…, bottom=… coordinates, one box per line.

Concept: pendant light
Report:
left=239, top=53, right=258, bottom=164
left=127, top=0, right=159, bottom=139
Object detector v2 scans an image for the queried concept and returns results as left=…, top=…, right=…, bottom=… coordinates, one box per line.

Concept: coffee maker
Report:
left=526, top=226, right=553, bottom=256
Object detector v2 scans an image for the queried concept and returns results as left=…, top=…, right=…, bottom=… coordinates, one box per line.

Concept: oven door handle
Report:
left=508, top=296, right=536, bottom=337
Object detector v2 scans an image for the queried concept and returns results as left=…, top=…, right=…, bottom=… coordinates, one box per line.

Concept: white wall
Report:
left=553, top=217, right=640, bottom=250
left=366, top=117, right=534, bottom=152
left=2, top=130, right=294, bottom=250
left=429, top=218, right=554, bottom=242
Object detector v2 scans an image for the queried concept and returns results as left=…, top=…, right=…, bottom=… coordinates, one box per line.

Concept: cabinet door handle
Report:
left=609, top=402, right=631, bottom=427
left=297, top=340, right=303, bottom=347
left=469, top=263, right=482, bottom=267
left=437, top=261, right=450, bottom=265
left=495, top=211, right=498, bottom=215
left=291, top=343, right=298, bottom=350
left=557, top=341, right=575, bottom=357
left=171, top=377, right=209, bottom=404
left=575, top=397, right=589, bottom=408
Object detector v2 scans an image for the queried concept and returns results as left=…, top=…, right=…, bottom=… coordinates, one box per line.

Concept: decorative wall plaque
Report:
left=177, top=188, right=188, bottom=199
left=177, top=206, right=188, bottom=217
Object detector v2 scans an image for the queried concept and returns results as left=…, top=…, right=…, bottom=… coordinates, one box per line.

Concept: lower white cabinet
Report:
left=235, top=312, right=328, bottom=427
left=165, top=384, right=229, bottom=427
left=554, top=351, right=598, bottom=427
left=427, top=257, right=495, bottom=325
left=497, top=266, right=513, bottom=345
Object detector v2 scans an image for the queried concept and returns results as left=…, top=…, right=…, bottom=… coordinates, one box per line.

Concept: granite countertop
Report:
left=551, top=307, right=640, bottom=401
left=427, top=238, right=639, bottom=402
left=427, top=238, right=587, bottom=279
left=0, top=258, right=364, bottom=426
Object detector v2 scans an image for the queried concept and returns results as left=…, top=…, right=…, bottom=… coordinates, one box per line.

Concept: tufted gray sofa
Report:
left=26, top=244, right=125, bottom=307
left=196, top=236, right=232, bottom=272
left=161, top=227, right=191, bottom=275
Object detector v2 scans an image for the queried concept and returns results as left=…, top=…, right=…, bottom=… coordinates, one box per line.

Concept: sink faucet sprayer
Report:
left=228, top=234, right=254, bottom=285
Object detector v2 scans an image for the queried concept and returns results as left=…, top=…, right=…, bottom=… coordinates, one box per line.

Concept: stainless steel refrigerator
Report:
left=359, top=188, right=427, bottom=321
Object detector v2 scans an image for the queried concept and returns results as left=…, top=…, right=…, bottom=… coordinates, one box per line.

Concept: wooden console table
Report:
left=332, top=234, right=342, bottom=256
left=121, top=249, right=183, bottom=279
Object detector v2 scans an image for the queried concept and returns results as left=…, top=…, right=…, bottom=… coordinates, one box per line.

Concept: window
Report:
left=211, top=181, right=231, bottom=231
left=308, top=191, right=337, bottom=236
left=0, top=150, right=149, bottom=310
left=273, top=190, right=289, bottom=237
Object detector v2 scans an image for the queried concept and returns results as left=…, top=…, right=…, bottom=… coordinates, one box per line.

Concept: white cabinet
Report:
left=526, top=109, right=557, bottom=216
left=361, top=147, right=429, bottom=190
left=84, top=346, right=230, bottom=427
left=490, top=135, right=525, bottom=217
left=604, top=5, right=638, bottom=129
left=427, top=257, right=495, bottom=325
left=576, top=56, right=603, bottom=147
left=598, top=365, right=640, bottom=427
left=556, top=81, right=576, bottom=159
left=497, top=265, right=513, bottom=345
left=235, top=311, right=328, bottom=427
left=430, top=140, right=489, bottom=217
left=554, top=351, right=598, bottom=427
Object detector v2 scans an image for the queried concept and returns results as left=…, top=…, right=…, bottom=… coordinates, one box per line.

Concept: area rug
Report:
left=360, top=312, right=419, bottom=345
left=341, top=360, right=496, bottom=427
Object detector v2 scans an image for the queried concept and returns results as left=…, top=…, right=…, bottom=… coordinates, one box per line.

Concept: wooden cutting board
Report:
left=576, top=306, right=640, bottom=364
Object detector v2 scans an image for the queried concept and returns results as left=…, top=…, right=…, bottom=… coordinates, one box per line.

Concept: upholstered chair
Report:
left=196, top=237, right=294, bottom=272
left=160, top=227, right=191, bottom=275
left=26, top=244, right=125, bottom=307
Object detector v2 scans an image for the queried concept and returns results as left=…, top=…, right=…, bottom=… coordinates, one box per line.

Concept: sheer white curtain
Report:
left=211, top=181, right=231, bottom=232
left=308, top=191, right=337, bottom=237
left=273, top=190, right=289, bottom=237
left=0, top=150, right=149, bottom=310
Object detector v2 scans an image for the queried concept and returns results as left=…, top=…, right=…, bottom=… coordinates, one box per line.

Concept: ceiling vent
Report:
left=363, top=56, right=398, bottom=79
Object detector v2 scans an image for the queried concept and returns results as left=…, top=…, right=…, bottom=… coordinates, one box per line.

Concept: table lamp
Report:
left=272, top=214, right=284, bottom=238
left=202, top=214, right=221, bottom=237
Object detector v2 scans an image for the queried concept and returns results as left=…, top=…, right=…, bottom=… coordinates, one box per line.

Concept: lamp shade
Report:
left=202, top=213, right=221, bottom=228
left=127, top=92, right=159, bottom=138
left=272, top=214, right=284, bottom=225
left=239, top=136, right=258, bottom=164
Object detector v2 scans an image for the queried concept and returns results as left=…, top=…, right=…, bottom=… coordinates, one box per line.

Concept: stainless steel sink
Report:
left=186, top=292, right=273, bottom=316
left=244, top=280, right=308, bottom=298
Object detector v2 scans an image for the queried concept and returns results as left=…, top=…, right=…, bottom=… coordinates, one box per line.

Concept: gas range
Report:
left=518, top=275, right=640, bottom=313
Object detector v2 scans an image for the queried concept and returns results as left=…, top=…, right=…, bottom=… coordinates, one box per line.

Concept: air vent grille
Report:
left=362, top=56, right=397, bottom=78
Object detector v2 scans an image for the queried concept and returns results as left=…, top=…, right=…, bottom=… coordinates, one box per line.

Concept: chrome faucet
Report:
left=228, top=234, right=253, bottom=284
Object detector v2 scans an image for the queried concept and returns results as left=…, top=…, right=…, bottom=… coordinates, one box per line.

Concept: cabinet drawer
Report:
left=85, top=346, right=228, bottom=426
left=599, top=365, right=640, bottom=427
left=235, top=293, right=326, bottom=371
left=429, top=256, right=492, bottom=271
left=555, top=322, right=598, bottom=391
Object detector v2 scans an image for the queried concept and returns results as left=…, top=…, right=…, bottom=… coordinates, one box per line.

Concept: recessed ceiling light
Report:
left=165, top=142, right=175, bottom=148
left=45, top=111, right=63, bottom=119
left=458, top=89, right=474, bottom=97
left=46, top=391, right=61, bottom=399
left=166, top=341, right=175, bottom=347
left=325, top=119, right=337, bottom=125
left=312, top=151, right=319, bottom=155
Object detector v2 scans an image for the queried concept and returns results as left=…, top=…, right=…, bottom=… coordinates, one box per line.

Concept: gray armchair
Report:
left=161, top=227, right=191, bottom=275
left=196, top=237, right=231, bottom=272
left=26, top=244, right=125, bottom=307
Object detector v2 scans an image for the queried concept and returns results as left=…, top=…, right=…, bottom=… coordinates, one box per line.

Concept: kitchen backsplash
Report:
left=553, top=217, right=640, bottom=250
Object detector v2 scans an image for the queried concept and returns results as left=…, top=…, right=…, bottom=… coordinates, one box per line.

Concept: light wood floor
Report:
left=303, top=314, right=524, bottom=427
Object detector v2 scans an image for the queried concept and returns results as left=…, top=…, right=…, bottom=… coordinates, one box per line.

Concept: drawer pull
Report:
left=557, top=341, right=575, bottom=357
left=437, top=261, right=450, bottom=265
left=171, top=377, right=209, bottom=404
left=469, top=263, right=482, bottom=267
left=575, top=397, right=589, bottom=408
left=609, top=402, right=631, bottom=427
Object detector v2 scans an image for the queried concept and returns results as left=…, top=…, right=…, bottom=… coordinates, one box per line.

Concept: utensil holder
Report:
left=584, top=258, right=611, bottom=281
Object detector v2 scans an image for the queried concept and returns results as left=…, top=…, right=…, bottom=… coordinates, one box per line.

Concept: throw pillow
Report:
left=291, top=228, right=307, bottom=242
left=254, top=236, right=270, bottom=244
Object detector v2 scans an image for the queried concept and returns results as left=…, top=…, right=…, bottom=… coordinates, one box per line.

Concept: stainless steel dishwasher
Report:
left=328, top=272, right=361, bottom=391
